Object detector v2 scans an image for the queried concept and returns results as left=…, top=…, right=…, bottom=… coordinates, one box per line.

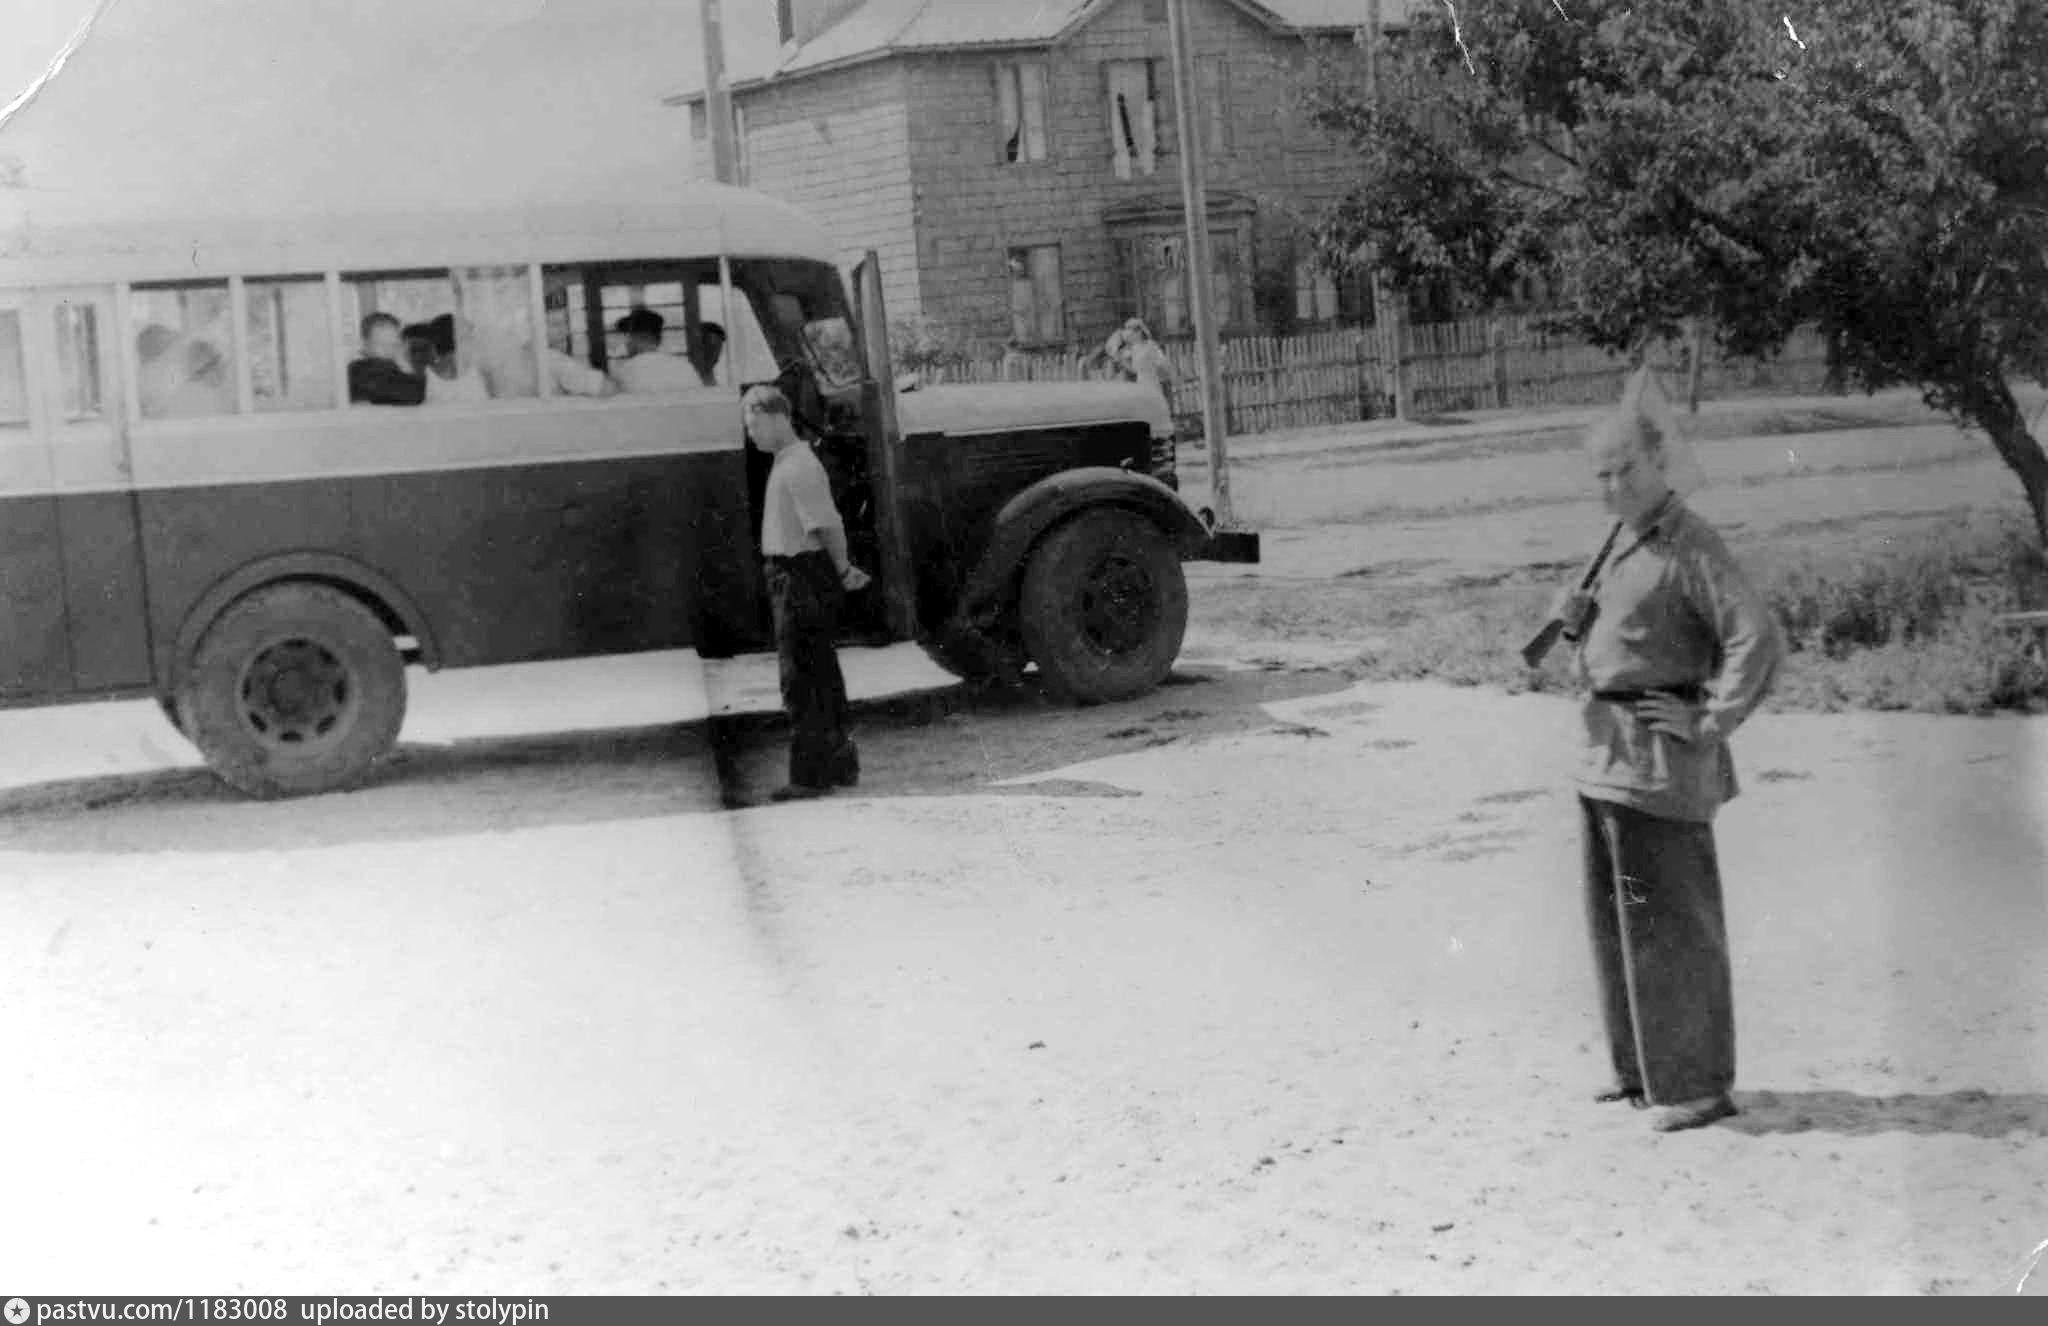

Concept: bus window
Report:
left=0, top=309, right=27, bottom=428
left=344, top=267, right=539, bottom=402
left=134, top=281, right=237, bottom=419
left=246, top=276, right=336, bottom=413
left=53, top=299, right=103, bottom=421
left=598, top=279, right=687, bottom=364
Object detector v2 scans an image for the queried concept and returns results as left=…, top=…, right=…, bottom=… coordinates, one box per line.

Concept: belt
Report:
left=1592, top=684, right=1707, bottom=705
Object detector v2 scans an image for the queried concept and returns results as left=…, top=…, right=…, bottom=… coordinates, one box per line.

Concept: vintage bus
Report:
left=0, top=184, right=1249, bottom=799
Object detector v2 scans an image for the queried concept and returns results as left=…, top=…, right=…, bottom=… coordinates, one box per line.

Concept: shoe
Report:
left=1651, top=1094, right=1737, bottom=1133
left=833, top=743, right=860, bottom=788
left=1594, top=1085, right=1649, bottom=1108
left=769, top=782, right=833, bottom=803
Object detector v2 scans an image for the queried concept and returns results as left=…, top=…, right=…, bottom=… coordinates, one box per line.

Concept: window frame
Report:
left=1115, top=221, right=1253, bottom=338
left=1007, top=243, right=1065, bottom=348
left=240, top=273, right=341, bottom=415
left=0, top=294, right=34, bottom=433
left=993, top=59, right=1052, bottom=165
left=1198, top=56, right=1230, bottom=156
left=130, top=277, right=242, bottom=422
left=1104, top=58, right=1163, bottom=180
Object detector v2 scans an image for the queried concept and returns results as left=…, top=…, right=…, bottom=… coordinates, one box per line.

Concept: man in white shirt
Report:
left=745, top=383, right=870, bottom=802
left=611, top=308, right=703, bottom=393
left=548, top=346, right=617, bottom=397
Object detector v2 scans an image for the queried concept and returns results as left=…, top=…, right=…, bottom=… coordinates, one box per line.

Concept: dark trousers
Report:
left=765, top=551, right=855, bottom=789
left=1579, top=796, right=1736, bottom=1104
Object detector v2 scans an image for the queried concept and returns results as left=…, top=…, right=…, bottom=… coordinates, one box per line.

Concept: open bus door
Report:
left=0, top=292, right=70, bottom=698
left=0, top=286, right=152, bottom=702
left=850, top=251, right=917, bottom=643
left=42, top=286, right=154, bottom=693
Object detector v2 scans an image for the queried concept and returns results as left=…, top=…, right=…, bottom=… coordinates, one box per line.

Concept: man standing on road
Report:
left=1560, top=403, right=1784, bottom=1133
left=744, top=384, right=870, bottom=803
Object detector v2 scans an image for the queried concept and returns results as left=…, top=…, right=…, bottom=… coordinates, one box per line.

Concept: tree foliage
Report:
left=1304, top=0, right=2048, bottom=543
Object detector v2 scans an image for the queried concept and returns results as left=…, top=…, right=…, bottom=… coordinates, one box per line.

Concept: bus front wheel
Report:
left=1018, top=507, right=1187, bottom=705
left=179, top=582, right=408, bottom=800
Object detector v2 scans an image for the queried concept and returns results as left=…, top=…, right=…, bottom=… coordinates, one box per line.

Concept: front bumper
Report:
left=1184, top=505, right=1261, bottom=563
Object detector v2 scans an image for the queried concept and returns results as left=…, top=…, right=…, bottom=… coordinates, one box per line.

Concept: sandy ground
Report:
left=3, top=402, right=2046, bottom=1296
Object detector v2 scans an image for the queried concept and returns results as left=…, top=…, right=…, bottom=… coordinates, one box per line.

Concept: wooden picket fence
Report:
left=914, top=314, right=1835, bottom=439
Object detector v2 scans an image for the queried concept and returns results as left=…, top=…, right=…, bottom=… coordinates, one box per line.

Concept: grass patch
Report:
left=1191, top=514, right=2048, bottom=715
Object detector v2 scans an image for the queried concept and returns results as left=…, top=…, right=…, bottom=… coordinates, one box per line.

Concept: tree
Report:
left=1303, top=0, right=2048, bottom=545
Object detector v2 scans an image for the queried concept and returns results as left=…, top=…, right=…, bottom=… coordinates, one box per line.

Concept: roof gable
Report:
left=666, top=0, right=1410, bottom=105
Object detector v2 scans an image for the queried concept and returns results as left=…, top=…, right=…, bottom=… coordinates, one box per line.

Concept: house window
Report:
left=1207, top=230, right=1241, bottom=329
left=1143, top=0, right=1166, bottom=19
left=1008, top=245, right=1064, bottom=345
left=1116, top=226, right=1249, bottom=336
left=1294, top=257, right=1340, bottom=324
left=1198, top=57, right=1229, bottom=155
left=1105, top=59, right=1161, bottom=179
left=995, top=61, right=1050, bottom=164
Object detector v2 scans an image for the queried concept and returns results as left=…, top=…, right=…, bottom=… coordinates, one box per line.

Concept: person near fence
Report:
left=1113, top=318, right=1175, bottom=413
left=1559, top=396, right=1783, bottom=1133
left=745, top=383, right=870, bottom=803
left=1000, top=336, right=1030, bottom=382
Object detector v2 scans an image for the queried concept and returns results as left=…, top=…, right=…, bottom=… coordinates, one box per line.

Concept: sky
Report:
left=0, top=0, right=786, bottom=231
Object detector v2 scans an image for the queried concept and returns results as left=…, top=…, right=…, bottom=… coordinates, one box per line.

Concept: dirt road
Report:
left=3, top=402, right=2045, bottom=1295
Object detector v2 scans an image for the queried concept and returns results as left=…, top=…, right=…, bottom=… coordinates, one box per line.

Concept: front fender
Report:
left=163, top=552, right=443, bottom=694
left=953, top=467, right=1208, bottom=626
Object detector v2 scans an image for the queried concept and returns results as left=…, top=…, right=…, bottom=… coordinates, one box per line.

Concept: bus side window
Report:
left=246, top=276, right=336, bottom=412
left=343, top=268, right=539, bottom=404
left=53, top=298, right=104, bottom=421
left=451, top=265, right=538, bottom=400
left=133, top=281, right=237, bottom=419
left=0, top=309, right=27, bottom=428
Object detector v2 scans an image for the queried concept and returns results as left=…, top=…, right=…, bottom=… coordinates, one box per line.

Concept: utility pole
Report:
left=1165, top=0, right=1233, bottom=529
left=700, top=0, right=738, bottom=184
left=1364, top=0, right=1407, bottom=420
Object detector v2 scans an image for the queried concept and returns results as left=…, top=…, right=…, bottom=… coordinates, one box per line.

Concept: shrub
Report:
left=888, top=315, right=980, bottom=376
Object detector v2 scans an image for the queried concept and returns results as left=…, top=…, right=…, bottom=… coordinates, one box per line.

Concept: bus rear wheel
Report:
left=179, top=582, right=408, bottom=800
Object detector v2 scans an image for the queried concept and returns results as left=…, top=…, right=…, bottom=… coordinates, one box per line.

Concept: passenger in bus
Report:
left=135, top=323, right=186, bottom=416
left=349, top=312, right=427, bottom=406
left=547, top=344, right=618, bottom=397
left=688, top=320, right=726, bottom=388
left=610, top=308, right=699, bottom=393
left=422, top=313, right=491, bottom=404
left=401, top=321, right=436, bottom=373
left=136, top=325, right=234, bottom=418
left=167, top=338, right=234, bottom=417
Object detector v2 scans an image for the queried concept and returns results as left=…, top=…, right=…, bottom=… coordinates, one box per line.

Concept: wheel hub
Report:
left=1078, top=554, right=1156, bottom=655
left=240, top=638, right=352, bottom=745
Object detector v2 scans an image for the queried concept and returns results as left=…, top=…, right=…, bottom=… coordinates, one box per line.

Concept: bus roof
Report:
left=0, top=183, right=840, bottom=286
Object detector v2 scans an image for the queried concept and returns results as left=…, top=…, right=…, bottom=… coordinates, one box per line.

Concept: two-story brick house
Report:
left=668, top=0, right=1427, bottom=353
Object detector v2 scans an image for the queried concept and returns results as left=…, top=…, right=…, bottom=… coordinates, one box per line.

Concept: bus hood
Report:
left=896, top=380, right=1174, bottom=440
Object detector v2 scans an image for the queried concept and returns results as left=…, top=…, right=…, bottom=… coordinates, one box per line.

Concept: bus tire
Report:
left=1018, top=507, right=1187, bottom=706
left=179, top=582, right=408, bottom=800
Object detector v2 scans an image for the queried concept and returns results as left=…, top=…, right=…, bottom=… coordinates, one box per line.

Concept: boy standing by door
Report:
left=742, top=384, right=870, bottom=802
